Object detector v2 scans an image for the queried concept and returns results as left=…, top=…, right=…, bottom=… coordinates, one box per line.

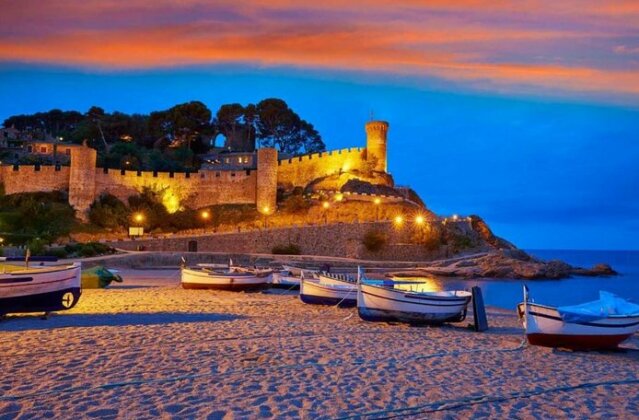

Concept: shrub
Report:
left=280, top=194, right=312, bottom=214
left=272, top=244, right=301, bottom=255
left=362, top=230, right=387, bottom=252
left=27, top=238, right=47, bottom=256
left=89, top=193, right=129, bottom=229
left=46, top=247, right=69, bottom=259
left=0, top=191, right=75, bottom=245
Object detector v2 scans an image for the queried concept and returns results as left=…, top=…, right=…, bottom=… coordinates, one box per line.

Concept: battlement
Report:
left=277, top=147, right=365, bottom=166
left=0, top=164, right=70, bottom=194
left=0, top=121, right=392, bottom=215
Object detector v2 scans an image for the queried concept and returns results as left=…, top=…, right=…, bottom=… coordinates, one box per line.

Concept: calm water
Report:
left=423, top=250, right=639, bottom=310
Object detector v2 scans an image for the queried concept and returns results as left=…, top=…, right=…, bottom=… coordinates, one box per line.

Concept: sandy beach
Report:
left=1, top=269, right=638, bottom=419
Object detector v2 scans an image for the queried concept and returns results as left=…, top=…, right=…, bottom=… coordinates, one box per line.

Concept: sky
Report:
left=1, top=1, right=638, bottom=250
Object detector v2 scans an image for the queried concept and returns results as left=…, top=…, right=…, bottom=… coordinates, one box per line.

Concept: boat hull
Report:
left=358, top=283, right=471, bottom=324
left=0, top=264, right=82, bottom=315
left=181, top=268, right=270, bottom=291
left=518, top=302, right=639, bottom=350
left=299, top=278, right=356, bottom=307
left=271, top=273, right=300, bottom=288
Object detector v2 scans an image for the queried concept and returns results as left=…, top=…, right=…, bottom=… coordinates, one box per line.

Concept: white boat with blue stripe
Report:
left=299, top=272, right=357, bottom=307
left=0, top=262, right=82, bottom=316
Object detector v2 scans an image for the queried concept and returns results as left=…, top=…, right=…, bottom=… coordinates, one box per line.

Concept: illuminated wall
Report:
left=0, top=165, right=70, bottom=193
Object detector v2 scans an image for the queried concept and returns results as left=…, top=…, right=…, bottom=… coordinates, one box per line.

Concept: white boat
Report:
left=282, top=265, right=318, bottom=278
left=271, top=270, right=301, bottom=288
left=299, top=273, right=357, bottom=307
left=517, top=287, right=639, bottom=350
left=181, top=267, right=270, bottom=291
left=0, top=263, right=82, bottom=316
left=357, top=268, right=471, bottom=324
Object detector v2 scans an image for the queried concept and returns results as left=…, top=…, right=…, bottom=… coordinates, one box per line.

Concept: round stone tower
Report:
left=365, top=120, right=389, bottom=173
left=68, top=143, right=97, bottom=221
left=256, top=148, right=278, bottom=214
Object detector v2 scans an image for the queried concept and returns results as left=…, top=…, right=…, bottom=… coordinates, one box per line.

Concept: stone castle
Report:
left=0, top=121, right=392, bottom=220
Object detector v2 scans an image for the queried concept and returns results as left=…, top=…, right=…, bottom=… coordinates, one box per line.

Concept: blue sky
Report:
left=1, top=65, right=638, bottom=250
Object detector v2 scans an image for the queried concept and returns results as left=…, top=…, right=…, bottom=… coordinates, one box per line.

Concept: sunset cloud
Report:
left=1, top=1, right=638, bottom=100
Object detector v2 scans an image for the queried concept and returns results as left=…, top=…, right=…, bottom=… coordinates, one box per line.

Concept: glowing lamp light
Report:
left=134, top=213, right=144, bottom=223
left=394, top=215, right=403, bottom=225
left=452, top=214, right=459, bottom=221
left=262, top=206, right=270, bottom=215
left=415, top=215, right=425, bottom=225
left=374, top=197, right=381, bottom=205
left=335, top=193, right=344, bottom=202
left=322, top=201, right=330, bottom=209
left=201, top=210, right=211, bottom=220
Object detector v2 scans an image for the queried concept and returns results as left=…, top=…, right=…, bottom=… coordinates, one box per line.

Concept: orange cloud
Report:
left=1, top=1, right=638, bottom=100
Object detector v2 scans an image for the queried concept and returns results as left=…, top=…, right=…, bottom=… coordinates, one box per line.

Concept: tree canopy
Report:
left=3, top=98, right=325, bottom=168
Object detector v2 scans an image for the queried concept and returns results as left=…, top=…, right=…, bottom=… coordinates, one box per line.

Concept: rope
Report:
left=335, top=377, right=639, bottom=419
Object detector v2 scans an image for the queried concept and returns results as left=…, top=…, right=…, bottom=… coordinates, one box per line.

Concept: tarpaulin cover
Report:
left=558, top=291, right=639, bottom=322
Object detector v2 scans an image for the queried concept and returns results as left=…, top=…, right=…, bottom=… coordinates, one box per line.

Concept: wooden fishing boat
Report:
left=181, top=267, right=270, bottom=291
left=517, top=287, right=639, bottom=350
left=271, top=270, right=301, bottom=288
left=299, top=274, right=356, bottom=307
left=0, top=263, right=82, bottom=316
left=282, top=265, right=318, bottom=278
left=357, top=268, right=471, bottom=324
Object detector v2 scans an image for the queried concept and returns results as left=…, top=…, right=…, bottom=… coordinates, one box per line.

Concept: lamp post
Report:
left=200, top=209, right=211, bottom=231
left=322, top=201, right=330, bottom=224
left=262, top=206, right=270, bottom=229
left=130, top=212, right=145, bottom=240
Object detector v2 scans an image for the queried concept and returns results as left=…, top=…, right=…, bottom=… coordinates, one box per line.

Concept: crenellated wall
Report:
left=0, top=121, right=392, bottom=214
left=0, top=165, right=70, bottom=194
left=276, top=147, right=369, bottom=188
left=95, top=168, right=258, bottom=210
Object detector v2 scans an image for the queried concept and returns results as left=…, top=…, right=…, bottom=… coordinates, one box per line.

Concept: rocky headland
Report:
left=391, top=249, right=617, bottom=280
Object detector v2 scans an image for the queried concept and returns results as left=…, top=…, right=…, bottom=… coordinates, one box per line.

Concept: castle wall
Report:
left=0, top=165, right=70, bottom=194
left=256, top=148, right=278, bottom=213
left=68, top=146, right=97, bottom=220
left=365, top=121, right=389, bottom=173
left=94, top=168, right=257, bottom=210
left=276, top=147, right=367, bottom=188
left=109, top=221, right=446, bottom=261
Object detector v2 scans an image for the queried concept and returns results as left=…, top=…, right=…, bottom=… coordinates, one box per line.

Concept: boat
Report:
left=299, top=273, right=357, bottom=307
left=517, top=286, right=639, bottom=350
left=0, top=262, right=82, bottom=316
left=356, top=267, right=471, bottom=324
left=282, top=264, right=318, bottom=278
left=181, top=266, right=271, bottom=291
left=81, top=266, right=123, bottom=289
left=271, top=270, right=301, bottom=288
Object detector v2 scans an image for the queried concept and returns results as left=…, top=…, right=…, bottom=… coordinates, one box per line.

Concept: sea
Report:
left=427, top=250, right=639, bottom=310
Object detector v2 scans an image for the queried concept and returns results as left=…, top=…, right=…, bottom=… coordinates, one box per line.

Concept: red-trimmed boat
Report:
left=517, top=286, right=639, bottom=350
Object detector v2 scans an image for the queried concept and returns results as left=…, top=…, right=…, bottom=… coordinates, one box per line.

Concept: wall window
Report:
left=40, top=146, right=47, bottom=153
left=65, top=148, right=71, bottom=156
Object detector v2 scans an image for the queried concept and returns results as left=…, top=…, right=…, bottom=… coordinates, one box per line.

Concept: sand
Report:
left=1, top=269, right=638, bottom=419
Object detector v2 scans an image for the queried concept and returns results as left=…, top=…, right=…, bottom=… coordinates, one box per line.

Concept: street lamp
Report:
left=133, top=212, right=145, bottom=225
left=261, top=206, right=271, bottom=228
left=322, top=201, right=330, bottom=224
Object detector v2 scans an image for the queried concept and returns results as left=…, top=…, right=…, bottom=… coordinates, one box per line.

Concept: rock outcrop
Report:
left=390, top=250, right=618, bottom=280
